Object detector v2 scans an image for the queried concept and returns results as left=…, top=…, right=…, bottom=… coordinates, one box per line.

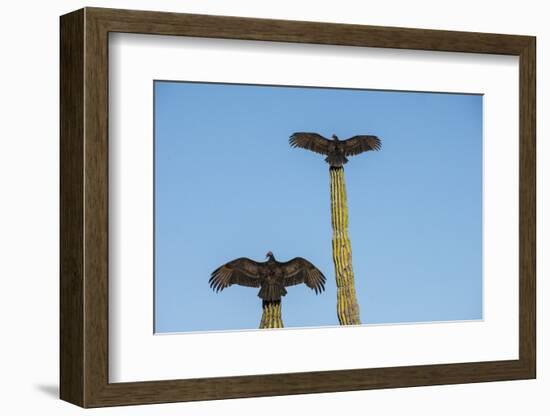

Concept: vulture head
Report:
left=331, top=134, right=339, bottom=140
left=266, top=251, right=274, bottom=260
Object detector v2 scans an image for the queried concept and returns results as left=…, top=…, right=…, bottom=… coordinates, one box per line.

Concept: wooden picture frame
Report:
left=60, top=7, right=536, bottom=408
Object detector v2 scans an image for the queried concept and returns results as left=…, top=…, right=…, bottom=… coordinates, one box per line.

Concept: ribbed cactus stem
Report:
left=329, top=167, right=361, bottom=325
left=259, top=300, right=284, bottom=329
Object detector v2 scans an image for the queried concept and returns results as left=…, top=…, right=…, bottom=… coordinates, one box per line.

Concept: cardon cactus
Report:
left=330, top=167, right=361, bottom=325
left=259, top=300, right=283, bottom=328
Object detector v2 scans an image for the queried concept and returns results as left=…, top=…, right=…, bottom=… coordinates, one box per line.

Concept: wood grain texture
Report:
left=59, top=7, right=537, bottom=408
left=88, top=7, right=532, bottom=54
left=518, top=38, right=536, bottom=376
left=59, top=8, right=84, bottom=406
left=83, top=9, right=110, bottom=406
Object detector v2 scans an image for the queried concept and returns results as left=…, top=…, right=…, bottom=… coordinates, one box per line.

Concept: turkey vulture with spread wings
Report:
left=210, top=252, right=326, bottom=301
left=289, top=132, right=381, bottom=167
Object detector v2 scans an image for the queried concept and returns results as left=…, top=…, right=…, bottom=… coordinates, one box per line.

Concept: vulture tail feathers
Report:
left=258, top=285, right=287, bottom=301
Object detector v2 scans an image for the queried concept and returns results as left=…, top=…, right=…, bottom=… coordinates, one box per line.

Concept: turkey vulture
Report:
left=210, top=252, right=326, bottom=301
left=289, top=132, right=381, bottom=167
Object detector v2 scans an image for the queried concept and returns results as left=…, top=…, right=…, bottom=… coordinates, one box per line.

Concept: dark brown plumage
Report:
left=209, top=252, right=326, bottom=301
left=289, top=132, right=381, bottom=167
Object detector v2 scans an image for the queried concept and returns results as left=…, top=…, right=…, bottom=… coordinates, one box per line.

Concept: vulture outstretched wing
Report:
left=341, top=135, right=382, bottom=156
left=281, top=257, right=326, bottom=294
left=289, top=132, right=331, bottom=156
left=209, top=258, right=263, bottom=292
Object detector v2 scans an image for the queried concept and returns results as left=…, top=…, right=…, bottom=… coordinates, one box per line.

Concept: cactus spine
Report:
left=259, top=300, right=284, bottom=329
left=329, top=167, right=361, bottom=325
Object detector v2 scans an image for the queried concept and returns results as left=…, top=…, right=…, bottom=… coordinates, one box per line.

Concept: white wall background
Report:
left=0, top=0, right=545, bottom=414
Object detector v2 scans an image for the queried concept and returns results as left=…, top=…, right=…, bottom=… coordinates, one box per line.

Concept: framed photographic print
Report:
left=60, top=7, right=536, bottom=408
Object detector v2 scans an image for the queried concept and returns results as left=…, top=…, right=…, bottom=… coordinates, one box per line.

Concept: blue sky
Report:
left=154, top=81, right=482, bottom=333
